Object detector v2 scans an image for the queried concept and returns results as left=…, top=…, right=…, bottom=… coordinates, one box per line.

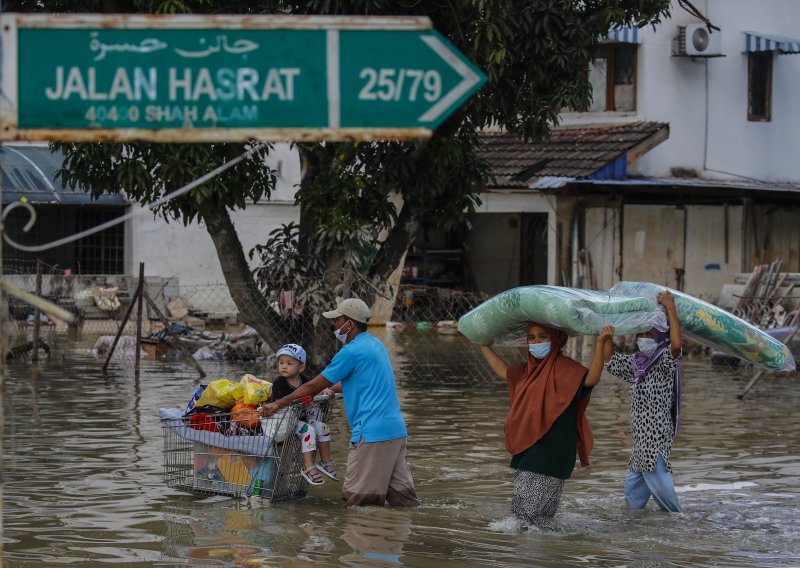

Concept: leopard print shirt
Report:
left=604, top=351, right=679, bottom=473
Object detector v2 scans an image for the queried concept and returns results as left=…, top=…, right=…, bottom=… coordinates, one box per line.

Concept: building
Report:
left=4, top=0, right=799, bottom=307
left=0, top=142, right=301, bottom=284
left=475, top=0, right=800, bottom=301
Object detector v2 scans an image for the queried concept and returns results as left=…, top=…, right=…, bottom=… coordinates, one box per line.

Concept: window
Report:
left=76, top=208, right=126, bottom=274
left=748, top=52, right=772, bottom=121
left=588, top=44, right=637, bottom=112
left=2, top=205, right=126, bottom=274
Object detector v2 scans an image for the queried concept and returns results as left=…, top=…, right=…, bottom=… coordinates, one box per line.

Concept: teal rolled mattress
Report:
left=457, top=285, right=666, bottom=345
left=610, top=282, right=796, bottom=372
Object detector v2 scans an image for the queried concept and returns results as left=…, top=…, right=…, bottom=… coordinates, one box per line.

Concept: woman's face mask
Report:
left=637, top=337, right=658, bottom=356
left=528, top=342, right=552, bottom=360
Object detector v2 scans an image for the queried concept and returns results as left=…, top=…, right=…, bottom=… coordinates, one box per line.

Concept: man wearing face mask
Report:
left=259, top=298, right=418, bottom=508
left=599, top=290, right=684, bottom=512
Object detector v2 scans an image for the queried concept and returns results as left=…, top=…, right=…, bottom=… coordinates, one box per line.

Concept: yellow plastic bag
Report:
left=194, top=378, right=243, bottom=409
left=239, top=374, right=273, bottom=405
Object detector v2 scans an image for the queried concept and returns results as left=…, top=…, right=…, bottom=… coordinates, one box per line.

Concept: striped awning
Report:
left=743, top=31, right=800, bottom=54
left=603, top=26, right=641, bottom=44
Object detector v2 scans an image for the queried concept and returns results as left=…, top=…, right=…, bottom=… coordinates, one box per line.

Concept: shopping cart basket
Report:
left=160, top=394, right=338, bottom=502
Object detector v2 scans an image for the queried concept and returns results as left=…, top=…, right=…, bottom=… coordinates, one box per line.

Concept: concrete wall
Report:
left=127, top=143, right=301, bottom=289
left=749, top=204, right=800, bottom=269
left=620, top=204, right=686, bottom=288
left=583, top=203, right=744, bottom=301
left=583, top=207, right=619, bottom=291
left=683, top=205, right=744, bottom=300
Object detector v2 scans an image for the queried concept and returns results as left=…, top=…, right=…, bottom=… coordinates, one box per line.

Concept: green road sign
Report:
left=0, top=14, right=486, bottom=142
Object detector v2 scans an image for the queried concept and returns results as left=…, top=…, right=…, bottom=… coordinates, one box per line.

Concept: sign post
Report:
left=0, top=14, right=486, bottom=142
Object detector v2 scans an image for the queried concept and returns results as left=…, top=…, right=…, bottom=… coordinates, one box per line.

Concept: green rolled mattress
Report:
left=609, top=282, right=796, bottom=372
left=457, top=285, right=666, bottom=345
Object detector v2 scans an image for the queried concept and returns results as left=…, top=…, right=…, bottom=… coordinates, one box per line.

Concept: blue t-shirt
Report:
left=321, top=333, right=407, bottom=443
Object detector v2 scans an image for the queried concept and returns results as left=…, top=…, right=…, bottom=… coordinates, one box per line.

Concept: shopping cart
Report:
left=160, top=393, right=339, bottom=502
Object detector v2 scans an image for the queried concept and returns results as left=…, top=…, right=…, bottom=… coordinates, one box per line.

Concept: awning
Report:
left=0, top=144, right=127, bottom=205
left=743, top=31, right=800, bottom=54
left=603, top=26, right=641, bottom=44
left=567, top=177, right=800, bottom=202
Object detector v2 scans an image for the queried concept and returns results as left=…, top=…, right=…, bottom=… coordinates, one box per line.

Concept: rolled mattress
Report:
left=457, top=285, right=667, bottom=345
left=609, top=282, right=796, bottom=372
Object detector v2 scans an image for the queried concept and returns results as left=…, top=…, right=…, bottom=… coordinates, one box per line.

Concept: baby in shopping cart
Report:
left=269, top=343, right=338, bottom=486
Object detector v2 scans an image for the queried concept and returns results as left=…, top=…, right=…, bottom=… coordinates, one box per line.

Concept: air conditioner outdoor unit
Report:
left=674, top=24, right=723, bottom=57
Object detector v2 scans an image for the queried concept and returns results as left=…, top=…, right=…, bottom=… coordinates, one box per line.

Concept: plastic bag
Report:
left=189, top=413, right=219, bottom=432
left=261, top=408, right=292, bottom=443
left=194, top=379, right=243, bottom=410
left=231, top=401, right=261, bottom=429
left=184, top=384, right=207, bottom=415
left=457, top=285, right=667, bottom=345
left=239, top=374, right=273, bottom=405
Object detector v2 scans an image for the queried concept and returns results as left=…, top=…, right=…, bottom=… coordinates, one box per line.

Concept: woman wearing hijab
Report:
left=479, top=323, right=607, bottom=529
left=599, top=290, right=684, bottom=512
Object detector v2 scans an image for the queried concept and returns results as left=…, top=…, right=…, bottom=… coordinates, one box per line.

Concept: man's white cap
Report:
left=322, top=298, right=371, bottom=324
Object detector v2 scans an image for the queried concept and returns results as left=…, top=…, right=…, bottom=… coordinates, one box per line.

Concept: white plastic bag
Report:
left=260, top=408, right=292, bottom=443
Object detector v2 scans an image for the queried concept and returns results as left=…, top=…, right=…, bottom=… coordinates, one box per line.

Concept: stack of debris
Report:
left=729, top=261, right=800, bottom=329
left=714, top=260, right=800, bottom=366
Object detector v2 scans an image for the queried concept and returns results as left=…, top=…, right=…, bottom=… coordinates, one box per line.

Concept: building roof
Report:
left=478, top=121, right=669, bottom=189
left=0, top=144, right=126, bottom=205
left=569, top=176, right=800, bottom=202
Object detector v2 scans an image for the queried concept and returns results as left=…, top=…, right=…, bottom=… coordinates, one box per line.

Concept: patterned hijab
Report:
left=504, top=323, right=593, bottom=466
left=632, top=326, right=683, bottom=434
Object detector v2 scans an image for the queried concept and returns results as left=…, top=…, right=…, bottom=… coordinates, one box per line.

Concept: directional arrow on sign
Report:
left=336, top=28, right=486, bottom=131
left=417, top=35, right=484, bottom=124
left=0, top=14, right=488, bottom=142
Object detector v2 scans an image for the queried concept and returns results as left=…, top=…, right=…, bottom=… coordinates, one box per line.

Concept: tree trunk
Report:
left=369, top=204, right=419, bottom=281
left=197, top=201, right=285, bottom=352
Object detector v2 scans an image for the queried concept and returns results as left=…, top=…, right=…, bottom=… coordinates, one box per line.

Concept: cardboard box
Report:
left=141, top=339, right=168, bottom=360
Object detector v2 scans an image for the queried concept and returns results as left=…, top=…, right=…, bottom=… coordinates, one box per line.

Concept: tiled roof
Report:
left=478, top=121, right=669, bottom=189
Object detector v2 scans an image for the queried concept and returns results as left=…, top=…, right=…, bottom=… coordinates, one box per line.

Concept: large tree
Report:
left=15, top=0, right=672, bottom=362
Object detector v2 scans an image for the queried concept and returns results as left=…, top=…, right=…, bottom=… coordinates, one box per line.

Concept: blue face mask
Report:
left=637, top=338, right=658, bottom=356
left=528, top=342, right=552, bottom=359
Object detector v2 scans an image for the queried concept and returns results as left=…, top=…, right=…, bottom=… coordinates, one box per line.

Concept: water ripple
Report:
left=3, top=338, right=800, bottom=566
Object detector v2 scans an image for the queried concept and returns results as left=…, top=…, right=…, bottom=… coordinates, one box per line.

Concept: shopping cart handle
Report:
left=294, top=393, right=342, bottom=405
left=315, top=392, right=343, bottom=402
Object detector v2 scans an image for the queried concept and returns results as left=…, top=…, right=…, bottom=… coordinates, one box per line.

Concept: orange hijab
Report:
left=504, top=323, right=594, bottom=466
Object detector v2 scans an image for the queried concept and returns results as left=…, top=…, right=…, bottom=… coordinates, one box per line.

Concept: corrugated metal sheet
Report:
left=573, top=177, right=800, bottom=195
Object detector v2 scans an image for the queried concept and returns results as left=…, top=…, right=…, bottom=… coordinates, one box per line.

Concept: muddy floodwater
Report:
left=3, top=330, right=799, bottom=567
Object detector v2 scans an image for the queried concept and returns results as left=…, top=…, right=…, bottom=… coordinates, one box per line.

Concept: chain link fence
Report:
left=2, top=261, right=527, bottom=385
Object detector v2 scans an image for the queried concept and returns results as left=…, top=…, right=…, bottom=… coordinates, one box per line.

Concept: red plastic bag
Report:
left=189, top=413, right=219, bottom=432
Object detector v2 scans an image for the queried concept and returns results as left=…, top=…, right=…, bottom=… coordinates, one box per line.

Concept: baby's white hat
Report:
left=275, top=343, right=306, bottom=364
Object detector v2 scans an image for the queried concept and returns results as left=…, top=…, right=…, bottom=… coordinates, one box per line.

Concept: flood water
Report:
left=3, top=329, right=800, bottom=567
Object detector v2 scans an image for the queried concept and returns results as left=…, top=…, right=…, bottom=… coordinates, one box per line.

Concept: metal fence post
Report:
left=102, top=274, right=142, bottom=372
left=134, top=262, right=145, bottom=378
left=32, top=259, right=42, bottom=363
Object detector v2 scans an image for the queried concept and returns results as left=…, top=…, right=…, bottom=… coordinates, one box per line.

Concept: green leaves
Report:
left=43, top=0, right=670, bottom=309
left=52, top=141, right=276, bottom=226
